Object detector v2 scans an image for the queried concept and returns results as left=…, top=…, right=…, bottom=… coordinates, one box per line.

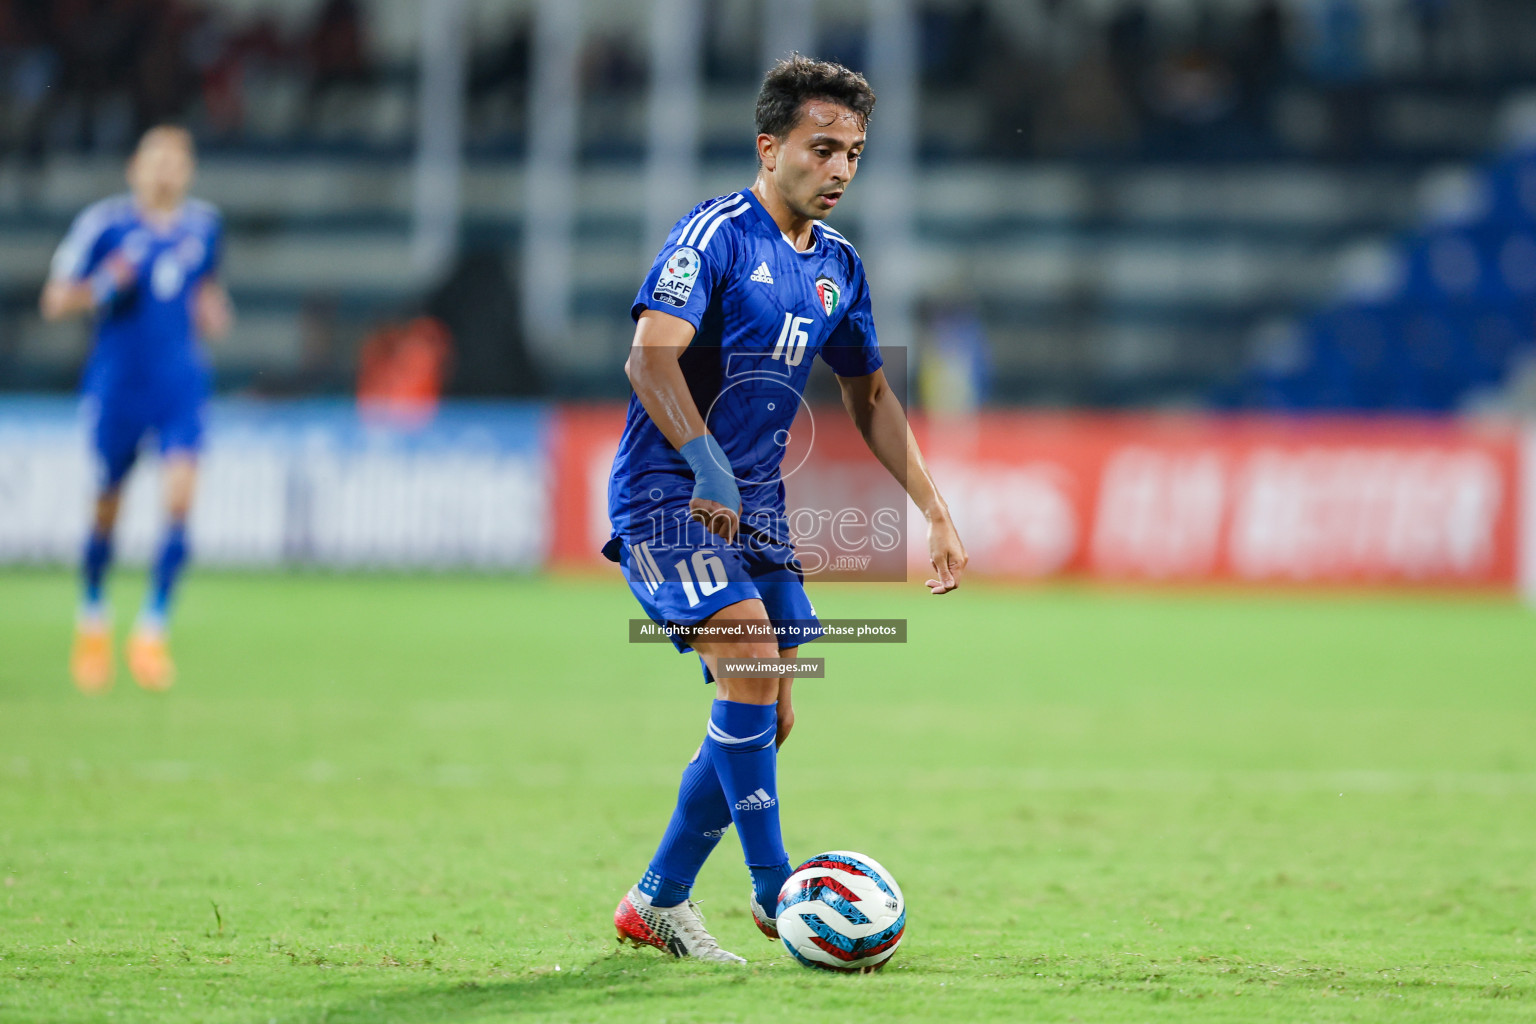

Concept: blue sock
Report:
left=704, top=699, right=792, bottom=912
left=637, top=743, right=733, bottom=908
left=145, top=522, right=188, bottom=626
left=82, top=530, right=113, bottom=613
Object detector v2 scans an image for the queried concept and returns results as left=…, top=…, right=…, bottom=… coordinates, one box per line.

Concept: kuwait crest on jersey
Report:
left=815, top=276, right=841, bottom=317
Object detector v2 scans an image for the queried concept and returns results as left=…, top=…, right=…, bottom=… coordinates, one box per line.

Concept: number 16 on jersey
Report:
left=772, top=313, right=813, bottom=367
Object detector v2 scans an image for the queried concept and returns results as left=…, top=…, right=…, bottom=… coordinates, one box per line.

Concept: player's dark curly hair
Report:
left=754, top=56, right=876, bottom=140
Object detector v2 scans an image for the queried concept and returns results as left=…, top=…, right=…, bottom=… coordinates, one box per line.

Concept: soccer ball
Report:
left=775, top=851, right=905, bottom=971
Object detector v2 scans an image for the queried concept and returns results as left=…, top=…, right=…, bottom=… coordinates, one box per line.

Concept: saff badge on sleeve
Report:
left=652, top=246, right=702, bottom=308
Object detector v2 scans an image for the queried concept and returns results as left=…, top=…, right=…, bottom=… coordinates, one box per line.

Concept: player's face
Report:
left=128, top=130, right=195, bottom=210
left=762, top=101, right=865, bottom=221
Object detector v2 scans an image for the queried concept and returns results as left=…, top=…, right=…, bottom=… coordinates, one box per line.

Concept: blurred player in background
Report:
left=40, top=125, right=233, bottom=694
left=608, top=57, right=967, bottom=962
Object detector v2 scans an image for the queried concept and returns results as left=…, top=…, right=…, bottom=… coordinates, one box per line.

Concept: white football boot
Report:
left=614, top=886, right=746, bottom=963
left=749, top=893, right=779, bottom=940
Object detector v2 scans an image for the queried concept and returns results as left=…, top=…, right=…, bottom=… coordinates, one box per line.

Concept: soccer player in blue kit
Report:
left=610, top=58, right=968, bottom=961
left=41, top=126, right=233, bottom=693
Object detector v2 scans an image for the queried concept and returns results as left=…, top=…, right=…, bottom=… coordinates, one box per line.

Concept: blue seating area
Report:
left=1235, top=147, right=1536, bottom=412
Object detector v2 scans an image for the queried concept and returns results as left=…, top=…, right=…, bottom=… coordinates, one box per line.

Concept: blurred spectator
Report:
left=51, top=0, right=146, bottom=150
left=1302, top=0, right=1372, bottom=157
left=1106, top=0, right=1154, bottom=120
left=919, top=296, right=990, bottom=417
left=467, top=13, right=530, bottom=147
left=469, top=14, right=530, bottom=108
left=975, top=19, right=1037, bottom=157
left=1149, top=48, right=1237, bottom=128
left=1303, top=0, right=1367, bottom=83
left=132, top=1, right=198, bottom=134
left=1408, top=0, right=1450, bottom=79
left=303, top=0, right=371, bottom=133
left=920, top=1, right=993, bottom=89
left=1233, top=0, right=1287, bottom=138
left=250, top=294, right=351, bottom=397
left=197, top=14, right=287, bottom=138
left=583, top=34, right=646, bottom=97
left=357, top=315, right=452, bottom=427
left=701, top=1, right=756, bottom=86
left=816, top=19, right=866, bottom=83
left=1034, top=46, right=1138, bottom=157
left=3, top=0, right=1532, bottom=161
left=0, top=0, right=57, bottom=159
left=1144, top=25, right=1245, bottom=159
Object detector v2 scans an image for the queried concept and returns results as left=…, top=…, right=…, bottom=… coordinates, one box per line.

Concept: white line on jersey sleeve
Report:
left=818, top=225, right=859, bottom=255
left=696, top=204, right=750, bottom=252
left=49, top=195, right=128, bottom=282
left=680, top=193, right=745, bottom=247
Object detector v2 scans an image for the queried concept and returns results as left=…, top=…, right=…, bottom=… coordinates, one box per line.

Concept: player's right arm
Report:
left=626, top=198, right=747, bottom=541
left=39, top=202, right=136, bottom=322
left=625, top=310, right=740, bottom=541
left=40, top=256, right=137, bottom=322
left=39, top=279, right=95, bottom=321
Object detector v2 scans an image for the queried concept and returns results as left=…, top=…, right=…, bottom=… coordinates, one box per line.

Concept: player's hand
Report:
left=88, top=251, right=141, bottom=309
left=680, top=434, right=740, bottom=542
left=689, top=498, right=739, bottom=542
left=102, top=252, right=139, bottom=288
left=924, top=513, right=967, bottom=595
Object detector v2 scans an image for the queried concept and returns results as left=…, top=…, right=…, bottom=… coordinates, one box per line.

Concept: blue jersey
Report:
left=50, top=194, right=223, bottom=403
left=608, top=188, right=883, bottom=546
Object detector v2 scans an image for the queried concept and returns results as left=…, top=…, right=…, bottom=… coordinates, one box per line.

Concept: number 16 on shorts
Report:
left=631, top=542, right=730, bottom=607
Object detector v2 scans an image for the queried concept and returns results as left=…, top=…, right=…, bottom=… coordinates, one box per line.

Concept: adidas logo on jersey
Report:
left=750, top=262, right=774, bottom=284
left=734, top=787, right=776, bottom=811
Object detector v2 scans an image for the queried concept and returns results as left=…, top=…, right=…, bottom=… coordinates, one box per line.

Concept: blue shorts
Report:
left=607, top=517, right=824, bottom=658
left=85, top=390, right=206, bottom=489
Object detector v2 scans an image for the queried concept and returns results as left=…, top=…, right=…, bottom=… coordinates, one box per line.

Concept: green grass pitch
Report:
left=2, top=569, right=1535, bottom=1022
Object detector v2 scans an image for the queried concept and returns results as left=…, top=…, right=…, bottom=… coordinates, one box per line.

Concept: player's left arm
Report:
left=194, top=278, right=234, bottom=341
left=193, top=211, right=233, bottom=341
left=837, top=368, right=967, bottom=594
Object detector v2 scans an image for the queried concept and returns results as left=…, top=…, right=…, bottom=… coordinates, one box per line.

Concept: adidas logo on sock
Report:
left=750, top=262, right=774, bottom=284
left=734, top=787, right=776, bottom=811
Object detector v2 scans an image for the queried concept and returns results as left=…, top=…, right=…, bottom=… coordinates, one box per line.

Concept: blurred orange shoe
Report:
left=70, top=621, right=115, bottom=694
left=126, top=628, right=175, bottom=692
